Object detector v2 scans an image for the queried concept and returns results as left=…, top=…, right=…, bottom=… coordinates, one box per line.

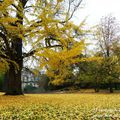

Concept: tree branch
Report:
left=22, top=50, right=36, bottom=58
left=0, top=32, right=11, bottom=57
left=61, top=0, right=83, bottom=23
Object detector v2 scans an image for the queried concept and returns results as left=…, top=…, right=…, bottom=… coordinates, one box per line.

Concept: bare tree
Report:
left=95, top=15, right=120, bottom=57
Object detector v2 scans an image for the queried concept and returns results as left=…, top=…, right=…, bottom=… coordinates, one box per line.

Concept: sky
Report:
left=24, top=0, right=120, bottom=67
left=71, top=0, right=120, bottom=51
left=72, top=0, right=120, bottom=26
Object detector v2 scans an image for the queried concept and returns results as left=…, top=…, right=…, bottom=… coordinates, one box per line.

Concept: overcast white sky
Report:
left=72, top=0, right=120, bottom=26
left=71, top=0, right=120, bottom=51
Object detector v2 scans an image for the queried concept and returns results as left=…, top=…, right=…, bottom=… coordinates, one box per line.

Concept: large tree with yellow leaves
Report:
left=0, top=0, right=86, bottom=95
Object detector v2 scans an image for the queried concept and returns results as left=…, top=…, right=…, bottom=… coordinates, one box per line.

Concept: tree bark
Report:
left=5, top=64, right=23, bottom=95
left=1, top=0, right=30, bottom=95
left=4, top=0, right=26, bottom=95
left=5, top=37, right=23, bottom=95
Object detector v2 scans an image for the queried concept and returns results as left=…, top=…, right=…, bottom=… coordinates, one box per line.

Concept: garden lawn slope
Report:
left=0, top=93, right=120, bottom=119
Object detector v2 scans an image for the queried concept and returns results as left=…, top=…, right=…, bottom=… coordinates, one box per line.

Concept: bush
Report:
left=23, top=85, right=37, bottom=93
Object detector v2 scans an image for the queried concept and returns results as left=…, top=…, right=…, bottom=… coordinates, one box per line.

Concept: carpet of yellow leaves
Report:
left=0, top=93, right=120, bottom=120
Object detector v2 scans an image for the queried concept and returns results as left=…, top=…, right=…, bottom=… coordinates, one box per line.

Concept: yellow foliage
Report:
left=51, top=78, right=65, bottom=85
left=0, top=17, right=18, bottom=24
left=57, top=0, right=63, bottom=3
left=0, top=0, right=14, bottom=11
left=0, top=0, right=91, bottom=84
left=36, top=41, right=85, bottom=83
left=0, top=94, right=120, bottom=119
left=31, top=1, right=90, bottom=84
left=0, top=59, right=9, bottom=74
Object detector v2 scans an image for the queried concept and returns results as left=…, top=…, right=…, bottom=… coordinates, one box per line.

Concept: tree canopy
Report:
left=0, top=0, right=86, bottom=94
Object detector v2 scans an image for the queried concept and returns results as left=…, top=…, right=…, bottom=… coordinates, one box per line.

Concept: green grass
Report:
left=0, top=93, right=120, bottom=120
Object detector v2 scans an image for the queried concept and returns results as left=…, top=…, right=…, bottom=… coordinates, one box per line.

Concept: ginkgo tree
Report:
left=36, top=41, right=85, bottom=86
left=0, top=0, right=86, bottom=95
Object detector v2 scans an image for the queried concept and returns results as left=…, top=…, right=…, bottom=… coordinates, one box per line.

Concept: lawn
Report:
left=0, top=93, right=120, bottom=120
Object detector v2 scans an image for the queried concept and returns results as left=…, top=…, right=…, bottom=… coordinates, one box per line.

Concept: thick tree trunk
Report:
left=5, top=64, right=23, bottom=95
left=3, top=0, right=28, bottom=95
left=5, top=36, right=23, bottom=95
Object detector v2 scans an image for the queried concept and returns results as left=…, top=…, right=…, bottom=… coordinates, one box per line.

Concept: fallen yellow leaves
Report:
left=0, top=93, right=120, bottom=119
